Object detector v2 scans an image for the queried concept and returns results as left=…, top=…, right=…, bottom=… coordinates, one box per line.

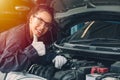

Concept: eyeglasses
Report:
left=33, top=15, right=52, bottom=29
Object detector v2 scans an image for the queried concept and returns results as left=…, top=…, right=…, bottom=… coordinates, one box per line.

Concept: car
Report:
left=28, top=0, right=120, bottom=80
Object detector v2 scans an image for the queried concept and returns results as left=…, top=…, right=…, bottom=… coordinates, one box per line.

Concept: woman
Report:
left=0, top=4, right=67, bottom=80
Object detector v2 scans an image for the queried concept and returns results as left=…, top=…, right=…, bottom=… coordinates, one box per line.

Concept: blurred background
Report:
left=0, top=0, right=48, bottom=32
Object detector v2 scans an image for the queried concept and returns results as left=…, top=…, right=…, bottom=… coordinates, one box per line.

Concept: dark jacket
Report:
left=0, top=24, right=56, bottom=73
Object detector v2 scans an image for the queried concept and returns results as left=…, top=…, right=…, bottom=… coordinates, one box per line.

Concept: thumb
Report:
left=33, top=34, right=38, bottom=42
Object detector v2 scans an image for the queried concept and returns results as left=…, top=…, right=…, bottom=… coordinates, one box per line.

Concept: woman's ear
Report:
left=29, top=15, right=33, bottom=23
left=29, top=16, right=32, bottom=23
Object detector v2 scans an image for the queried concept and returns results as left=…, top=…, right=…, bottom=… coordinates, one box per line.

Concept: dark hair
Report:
left=27, top=4, right=54, bottom=21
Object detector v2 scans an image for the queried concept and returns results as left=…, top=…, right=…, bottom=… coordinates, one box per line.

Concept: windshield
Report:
left=58, top=21, right=120, bottom=48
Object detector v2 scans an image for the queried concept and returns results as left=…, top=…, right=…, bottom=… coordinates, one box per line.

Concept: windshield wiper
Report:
left=69, top=38, right=120, bottom=47
left=69, top=38, right=120, bottom=43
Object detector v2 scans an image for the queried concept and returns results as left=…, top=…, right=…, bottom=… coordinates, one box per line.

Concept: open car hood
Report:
left=51, top=0, right=120, bottom=61
left=50, top=0, right=120, bottom=29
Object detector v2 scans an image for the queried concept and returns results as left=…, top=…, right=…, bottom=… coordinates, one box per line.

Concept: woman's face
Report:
left=29, top=10, right=52, bottom=38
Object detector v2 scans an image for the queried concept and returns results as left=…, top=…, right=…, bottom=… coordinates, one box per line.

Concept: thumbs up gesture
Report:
left=31, top=34, right=46, bottom=56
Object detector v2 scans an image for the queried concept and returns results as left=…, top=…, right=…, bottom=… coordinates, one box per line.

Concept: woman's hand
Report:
left=31, top=34, right=46, bottom=56
left=52, top=55, right=67, bottom=69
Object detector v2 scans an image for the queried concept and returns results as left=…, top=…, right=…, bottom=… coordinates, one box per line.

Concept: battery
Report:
left=102, top=77, right=118, bottom=80
left=86, top=74, right=101, bottom=80
left=86, top=74, right=119, bottom=80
